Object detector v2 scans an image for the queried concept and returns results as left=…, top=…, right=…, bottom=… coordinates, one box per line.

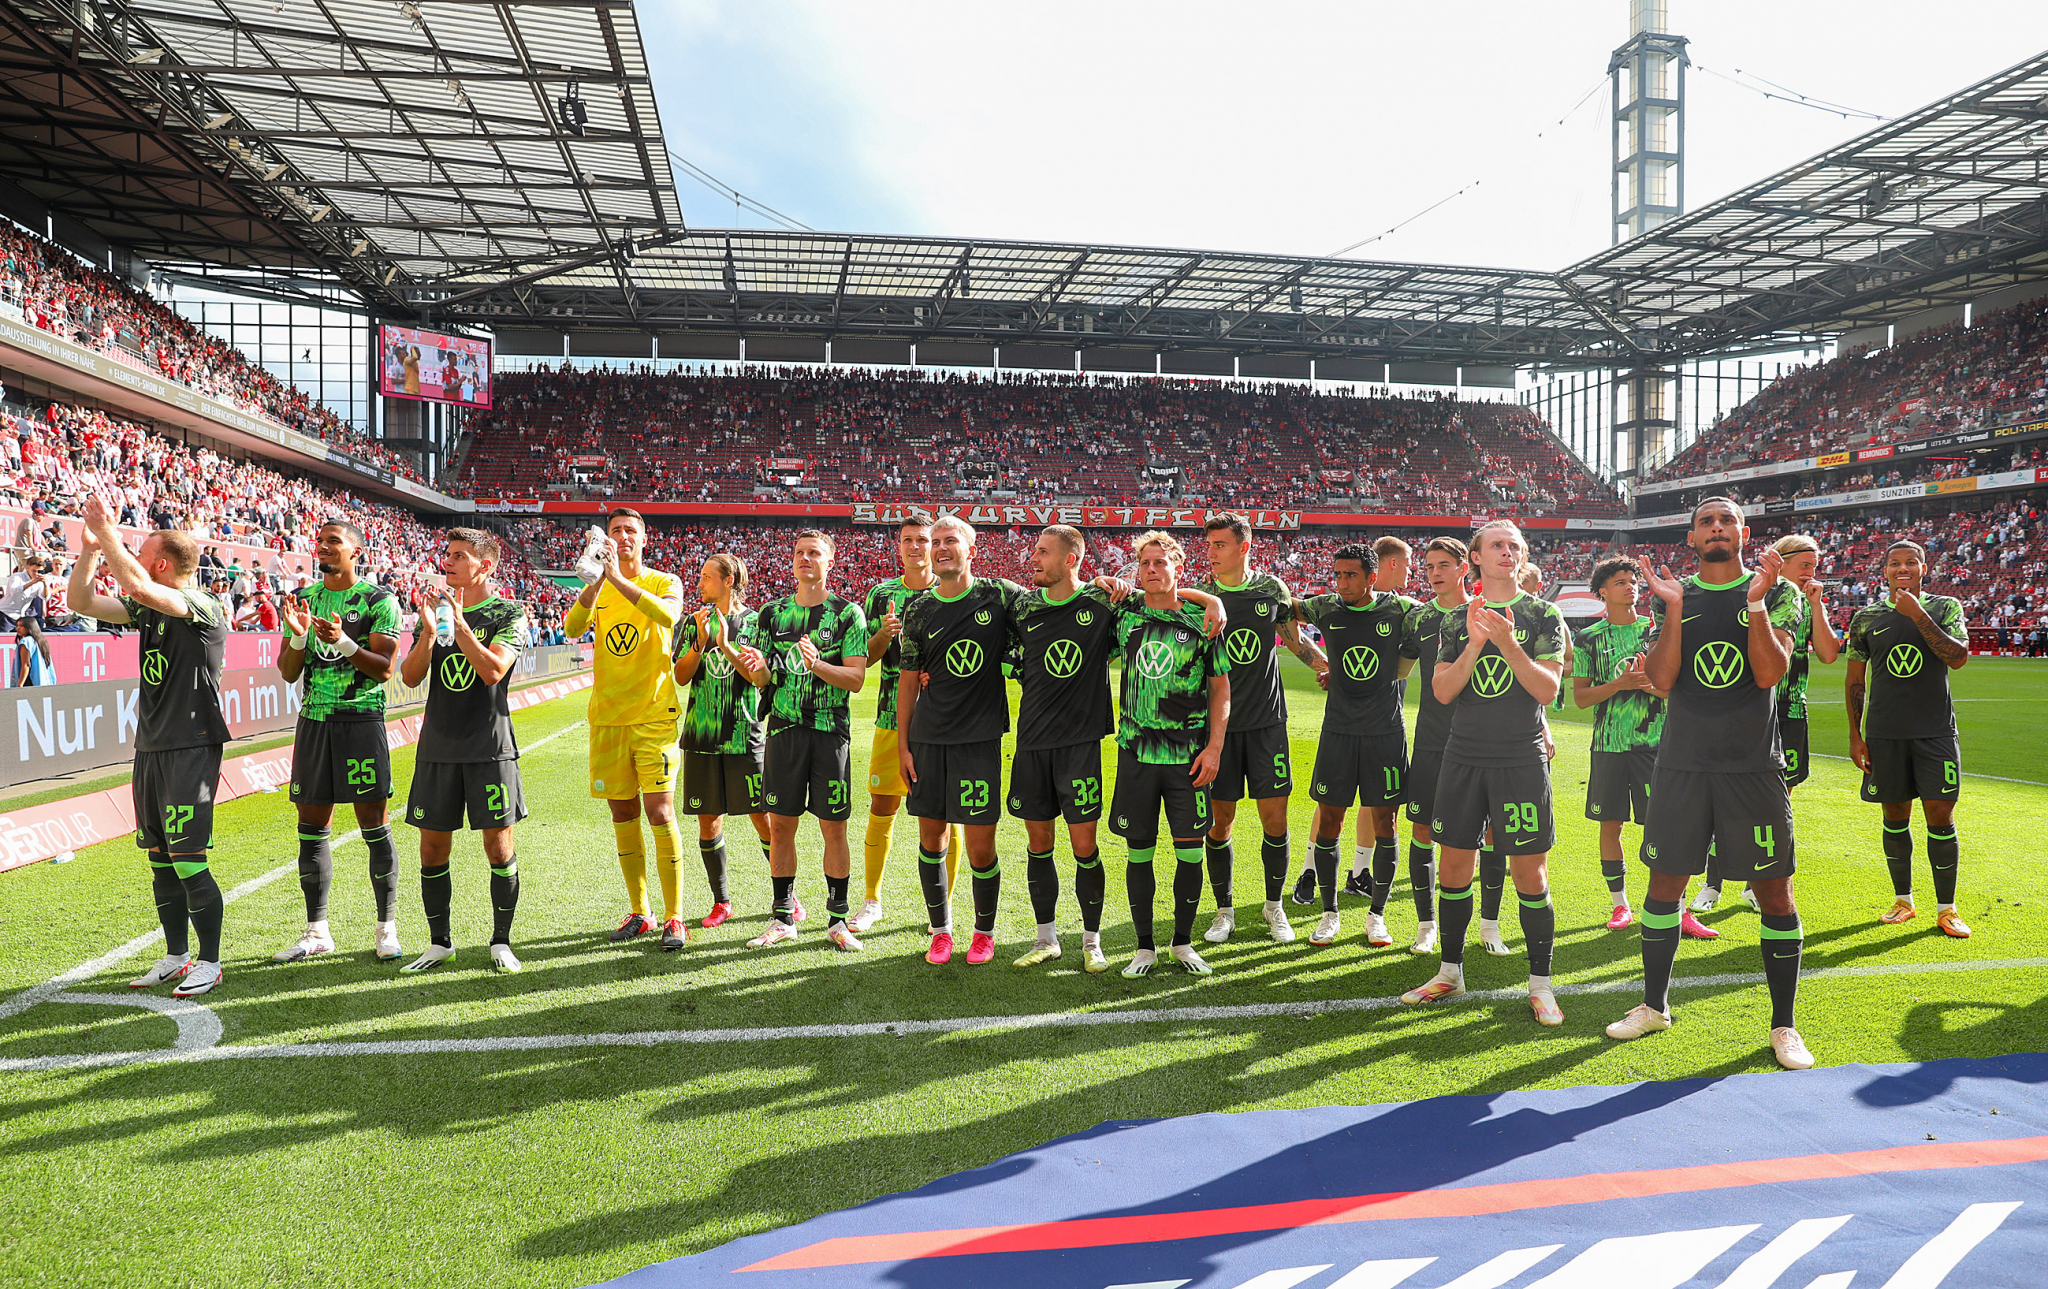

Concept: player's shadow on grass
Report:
left=1854, top=1003, right=2048, bottom=1105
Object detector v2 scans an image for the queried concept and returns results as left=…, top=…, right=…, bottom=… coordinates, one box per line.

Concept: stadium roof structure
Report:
left=3, top=4, right=2047, bottom=371
left=1561, top=50, right=2048, bottom=362
left=0, top=0, right=679, bottom=311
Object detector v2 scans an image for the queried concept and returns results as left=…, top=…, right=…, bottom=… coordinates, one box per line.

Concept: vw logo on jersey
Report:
left=412, top=806, right=425, bottom=820
left=1645, top=843, right=1658, bottom=859
left=946, top=638, right=984, bottom=678
left=1376, top=621, right=1392, bottom=636
left=1134, top=639, right=1177, bottom=680
left=1512, top=627, right=1528, bottom=642
left=974, top=608, right=992, bottom=625
left=1471, top=654, right=1514, bottom=697
left=141, top=649, right=167, bottom=686
left=593, top=778, right=607, bottom=792
left=784, top=646, right=809, bottom=675
left=312, top=636, right=344, bottom=662
left=1738, top=609, right=1751, bottom=628
left=1255, top=602, right=1270, bottom=617
left=605, top=622, right=640, bottom=656
left=1043, top=638, right=1083, bottom=678
left=439, top=653, right=478, bottom=692
left=1887, top=641, right=1924, bottom=679
left=1694, top=639, right=1746, bottom=689
left=1225, top=628, right=1263, bottom=666
left=1590, top=802, right=1603, bottom=816
left=703, top=650, right=735, bottom=680
left=688, top=797, right=703, bottom=810
left=1076, top=610, right=1094, bottom=625
left=1342, top=645, right=1379, bottom=683
left=1116, top=815, right=1128, bottom=829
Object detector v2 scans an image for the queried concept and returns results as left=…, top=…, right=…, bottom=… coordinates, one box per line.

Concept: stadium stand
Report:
left=0, top=222, right=425, bottom=485
left=461, top=367, right=1624, bottom=518
left=0, top=397, right=569, bottom=635
left=1649, top=295, right=2048, bottom=482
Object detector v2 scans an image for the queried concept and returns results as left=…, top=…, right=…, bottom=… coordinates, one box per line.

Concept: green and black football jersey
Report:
left=674, top=605, right=764, bottom=756
left=863, top=575, right=936, bottom=733
left=416, top=596, right=526, bottom=764
left=1846, top=593, right=1965, bottom=740
left=1400, top=596, right=1465, bottom=754
left=1438, top=593, right=1568, bottom=767
left=297, top=579, right=401, bottom=722
left=123, top=587, right=229, bottom=753
left=1297, top=591, right=1410, bottom=738
left=1112, top=600, right=1223, bottom=765
left=1649, top=572, right=1801, bottom=774
left=899, top=576, right=1032, bottom=745
left=745, top=594, right=870, bottom=739
left=1195, top=571, right=1293, bottom=733
left=1572, top=615, right=1664, bottom=753
left=1013, top=584, right=1119, bottom=752
left=1776, top=592, right=1814, bottom=720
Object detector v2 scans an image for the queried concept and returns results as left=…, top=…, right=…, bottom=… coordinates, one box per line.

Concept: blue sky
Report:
left=638, top=1, right=2048, bottom=270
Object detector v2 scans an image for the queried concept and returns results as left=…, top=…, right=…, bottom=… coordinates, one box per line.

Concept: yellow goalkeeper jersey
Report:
left=566, top=569, right=685, bottom=728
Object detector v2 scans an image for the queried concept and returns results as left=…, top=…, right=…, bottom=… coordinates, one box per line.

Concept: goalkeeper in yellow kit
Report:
left=565, top=507, right=693, bottom=949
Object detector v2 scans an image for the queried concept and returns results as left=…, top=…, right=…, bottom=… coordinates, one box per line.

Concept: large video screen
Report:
left=378, top=324, right=492, bottom=409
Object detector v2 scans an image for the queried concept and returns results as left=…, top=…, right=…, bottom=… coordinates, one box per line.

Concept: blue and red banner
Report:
left=602, top=1054, right=2048, bottom=1287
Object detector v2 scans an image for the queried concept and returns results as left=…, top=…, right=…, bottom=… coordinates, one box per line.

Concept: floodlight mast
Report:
left=1609, top=0, right=1687, bottom=480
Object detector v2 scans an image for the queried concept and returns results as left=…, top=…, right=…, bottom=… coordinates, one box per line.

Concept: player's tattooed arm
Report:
left=1844, top=658, right=1871, bottom=771
left=1279, top=617, right=1326, bottom=672
left=1895, top=591, right=1969, bottom=669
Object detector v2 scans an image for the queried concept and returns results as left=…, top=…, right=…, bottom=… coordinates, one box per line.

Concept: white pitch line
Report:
left=4, top=955, right=2043, bottom=1075
left=0, top=717, right=589, bottom=1023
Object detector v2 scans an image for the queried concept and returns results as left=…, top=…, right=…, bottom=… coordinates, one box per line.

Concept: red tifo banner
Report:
left=0, top=672, right=593, bottom=876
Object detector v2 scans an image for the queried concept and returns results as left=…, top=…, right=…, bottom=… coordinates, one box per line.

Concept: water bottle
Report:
left=434, top=601, right=455, bottom=647
left=574, top=526, right=607, bottom=584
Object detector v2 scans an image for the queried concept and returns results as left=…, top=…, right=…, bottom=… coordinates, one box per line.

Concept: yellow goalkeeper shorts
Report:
left=589, top=721, right=679, bottom=799
left=868, top=727, right=909, bottom=796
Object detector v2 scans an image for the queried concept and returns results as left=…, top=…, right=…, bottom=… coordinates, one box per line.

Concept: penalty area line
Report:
left=0, top=718, right=588, bottom=1024
left=4, top=953, right=2042, bottom=1074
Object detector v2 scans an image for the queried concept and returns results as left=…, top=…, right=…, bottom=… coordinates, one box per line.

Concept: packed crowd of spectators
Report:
left=1628, top=494, right=2048, bottom=649
left=0, top=399, right=570, bottom=631
left=464, top=366, right=1623, bottom=520
left=0, top=221, right=423, bottom=484
left=1648, top=439, right=2048, bottom=518
left=1649, top=295, right=2048, bottom=483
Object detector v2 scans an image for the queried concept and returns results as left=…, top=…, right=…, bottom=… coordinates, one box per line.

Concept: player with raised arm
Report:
left=396, top=529, right=528, bottom=974
left=1196, top=515, right=1322, bottom=945
left=1393, top=537, right=1470, bottom=956
left=895, top=516, right=1035, bottom=964
left=1846, top=539, right=1971, bottom=938
left=272, top=520, right=402, bottom=964
left=732, top=531, right=868, bottom=949
left=1105, top=532, right=1230, bottom=978
left=1401, top=520, right=1569, bottom=1026
left=563, top=508, right=691, bottom=949
left=70, top=496, right=230, bottom=996
left=1292, top=543, right=1414, bottom=948
left=859, top=516, right=961, bottom=932
left=1696, top=533, right=1840, bottom=915
left=1571, top=554, right=1667, bottom=932
left=1605, top=498, right=1813, bottom=1070
left=673, top=553, right=773, bottom=929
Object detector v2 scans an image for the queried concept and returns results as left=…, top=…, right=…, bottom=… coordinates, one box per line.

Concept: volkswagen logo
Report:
left=1134, top=639, right=1176, bottom=679
left=1225, top=628, right=1263, bottom=666
left=438, top=654, right=478, bottom=692
left=1043, top=638, right=1083, bottom=678
left=141, top=650, right=167, bottom=686
left=1887, top=641, right=1924, bottom=679
left=1376, top=621, right=1392, bottom=636
left=1693, top=639, right=1746, bottom=689
left=703, top=650, right=735, bottom=680
left=946, top=638, right=984, bottom=678
left=605, top=622, right=640, bottom=656
left=1076, top=610, right=1094, bottom=625
left=1342, top=646, right=1379, bottom=683
left=974, top=608, right=992, bottom=625
left=1470, top=654, right=1514, bottom=697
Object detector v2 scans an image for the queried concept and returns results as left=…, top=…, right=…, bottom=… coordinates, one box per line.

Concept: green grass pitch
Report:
left=1, top=658, right=2043, bottom=1288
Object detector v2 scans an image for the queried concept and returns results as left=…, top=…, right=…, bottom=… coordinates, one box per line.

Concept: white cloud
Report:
left=645, top=1, right=2048, bottom=269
